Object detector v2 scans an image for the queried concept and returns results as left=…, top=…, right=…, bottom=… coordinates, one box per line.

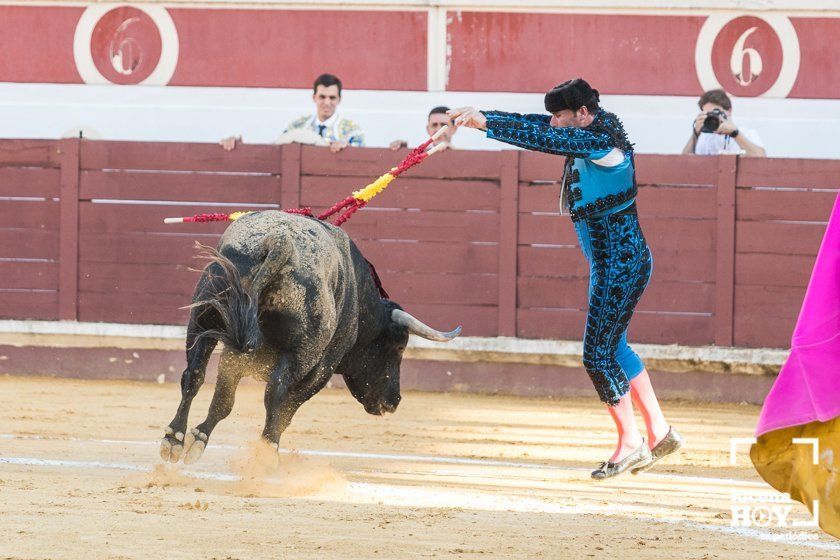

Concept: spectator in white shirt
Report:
left=221, top=73, right=364, bottom=153
left=682, top=89, right=766, bottom=157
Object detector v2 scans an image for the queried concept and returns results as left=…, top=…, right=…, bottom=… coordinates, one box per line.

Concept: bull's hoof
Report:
left=159, top=427, right=185, bottom=463
left=183, top=428, right=208, bottom=465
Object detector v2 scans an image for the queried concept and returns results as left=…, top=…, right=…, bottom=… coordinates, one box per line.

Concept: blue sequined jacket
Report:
left=482, top=109, right=636, bottom=222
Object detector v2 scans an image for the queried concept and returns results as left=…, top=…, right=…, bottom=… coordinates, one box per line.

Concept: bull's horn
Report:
left=391, top=309, right=461, bottom=342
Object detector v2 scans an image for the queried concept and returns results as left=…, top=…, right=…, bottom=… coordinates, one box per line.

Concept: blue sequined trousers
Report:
left=574, top=204, right=652, bottom=406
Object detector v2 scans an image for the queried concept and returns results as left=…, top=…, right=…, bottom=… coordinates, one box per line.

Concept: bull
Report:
left=159, top=210, right=461, bottom=464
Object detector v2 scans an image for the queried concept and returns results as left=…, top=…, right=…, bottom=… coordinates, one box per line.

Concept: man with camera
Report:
left=682, top=89, right=765, bottom=157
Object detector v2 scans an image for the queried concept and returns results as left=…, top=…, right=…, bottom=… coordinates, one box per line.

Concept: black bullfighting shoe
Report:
left=631, top=426, right=685, bottom=475
left=591, top=439, right=652, bottom=480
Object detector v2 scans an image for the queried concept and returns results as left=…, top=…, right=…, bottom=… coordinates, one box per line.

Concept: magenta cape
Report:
left=755, top=191, right=840, bottom=437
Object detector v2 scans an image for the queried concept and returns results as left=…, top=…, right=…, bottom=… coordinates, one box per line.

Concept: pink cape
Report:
left=755, top=191, right=840, bottom=437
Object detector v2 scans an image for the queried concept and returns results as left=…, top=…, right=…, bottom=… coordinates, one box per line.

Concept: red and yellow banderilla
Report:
left=164, top=126, right=450, bottom=226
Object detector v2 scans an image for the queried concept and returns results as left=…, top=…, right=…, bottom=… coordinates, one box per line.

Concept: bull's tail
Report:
left=185, top=243, right=261, bottom=354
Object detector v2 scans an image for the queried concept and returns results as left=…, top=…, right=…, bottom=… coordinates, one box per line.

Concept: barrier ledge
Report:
left=0, top=320, right=786, bottom=376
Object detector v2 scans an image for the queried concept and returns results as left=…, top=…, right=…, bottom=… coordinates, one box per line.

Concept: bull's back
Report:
left=218, top=211, right=345, bottom=260
left=218, top=211, right=358, bottom=354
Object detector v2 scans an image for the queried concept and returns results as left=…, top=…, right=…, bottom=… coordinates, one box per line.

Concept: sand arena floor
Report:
left=1, top=374, right=838, bottom=559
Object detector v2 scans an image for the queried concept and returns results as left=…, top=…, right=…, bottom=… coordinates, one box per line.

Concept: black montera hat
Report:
left=544, top=78, right=600, bottom=113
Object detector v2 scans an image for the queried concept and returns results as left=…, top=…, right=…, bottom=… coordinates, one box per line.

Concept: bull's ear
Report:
left=391, top=309, right=461, bottom=342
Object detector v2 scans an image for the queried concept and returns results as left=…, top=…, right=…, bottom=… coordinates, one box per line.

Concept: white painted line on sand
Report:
left=0, top=432, right=765, bottom=488
left=1, top=455, right=836, bottom=552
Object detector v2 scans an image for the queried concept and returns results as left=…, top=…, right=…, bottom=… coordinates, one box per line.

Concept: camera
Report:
left=701, top=108, right=727, bottom=133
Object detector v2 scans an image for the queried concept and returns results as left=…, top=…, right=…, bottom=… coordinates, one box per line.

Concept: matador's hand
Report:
left=448, top=107, right=487, bottom=130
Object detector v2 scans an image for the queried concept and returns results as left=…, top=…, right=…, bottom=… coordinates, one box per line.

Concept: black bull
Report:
left=160, top=211, right=461, bottom=464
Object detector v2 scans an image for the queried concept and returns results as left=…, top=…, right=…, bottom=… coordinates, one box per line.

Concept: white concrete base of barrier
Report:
left=0, top=319, right=787, bottom=376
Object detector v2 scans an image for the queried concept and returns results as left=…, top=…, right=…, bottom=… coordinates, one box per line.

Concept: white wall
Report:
left=1, top=82, right=837, bottom=159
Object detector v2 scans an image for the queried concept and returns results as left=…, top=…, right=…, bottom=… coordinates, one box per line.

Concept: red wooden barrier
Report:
left=1, top=138, right=836, bottom=349
left=0, top=140, right=62, bottom=319
left=76, top=140, right=283, bottom=324
left=517, top=151, right=721, bottom=345
left=298, top=145, right=505, bottom=337
left=733, top=157, right=839, bottom=347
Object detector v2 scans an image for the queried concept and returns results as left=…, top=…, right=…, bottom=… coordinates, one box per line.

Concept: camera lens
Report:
left=701, top=112, right=721, bottom=134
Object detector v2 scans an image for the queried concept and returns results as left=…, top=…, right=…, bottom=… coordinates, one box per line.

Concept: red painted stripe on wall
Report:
left=447, top=12, right=706, bottom=95
left=789, top=18, right=840, bottom=99
left=167, top=9, right=427, bottom=90
left=0, top=6, right=837, bottom=100
left=0, top=6, right=427, bottom=90
left=0, top=6, right=83, bottom=84
left=447, top=11, right=839, bottom=100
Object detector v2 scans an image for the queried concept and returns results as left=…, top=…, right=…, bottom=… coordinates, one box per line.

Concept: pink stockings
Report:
left=606, top=370, right=671, bottom=462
